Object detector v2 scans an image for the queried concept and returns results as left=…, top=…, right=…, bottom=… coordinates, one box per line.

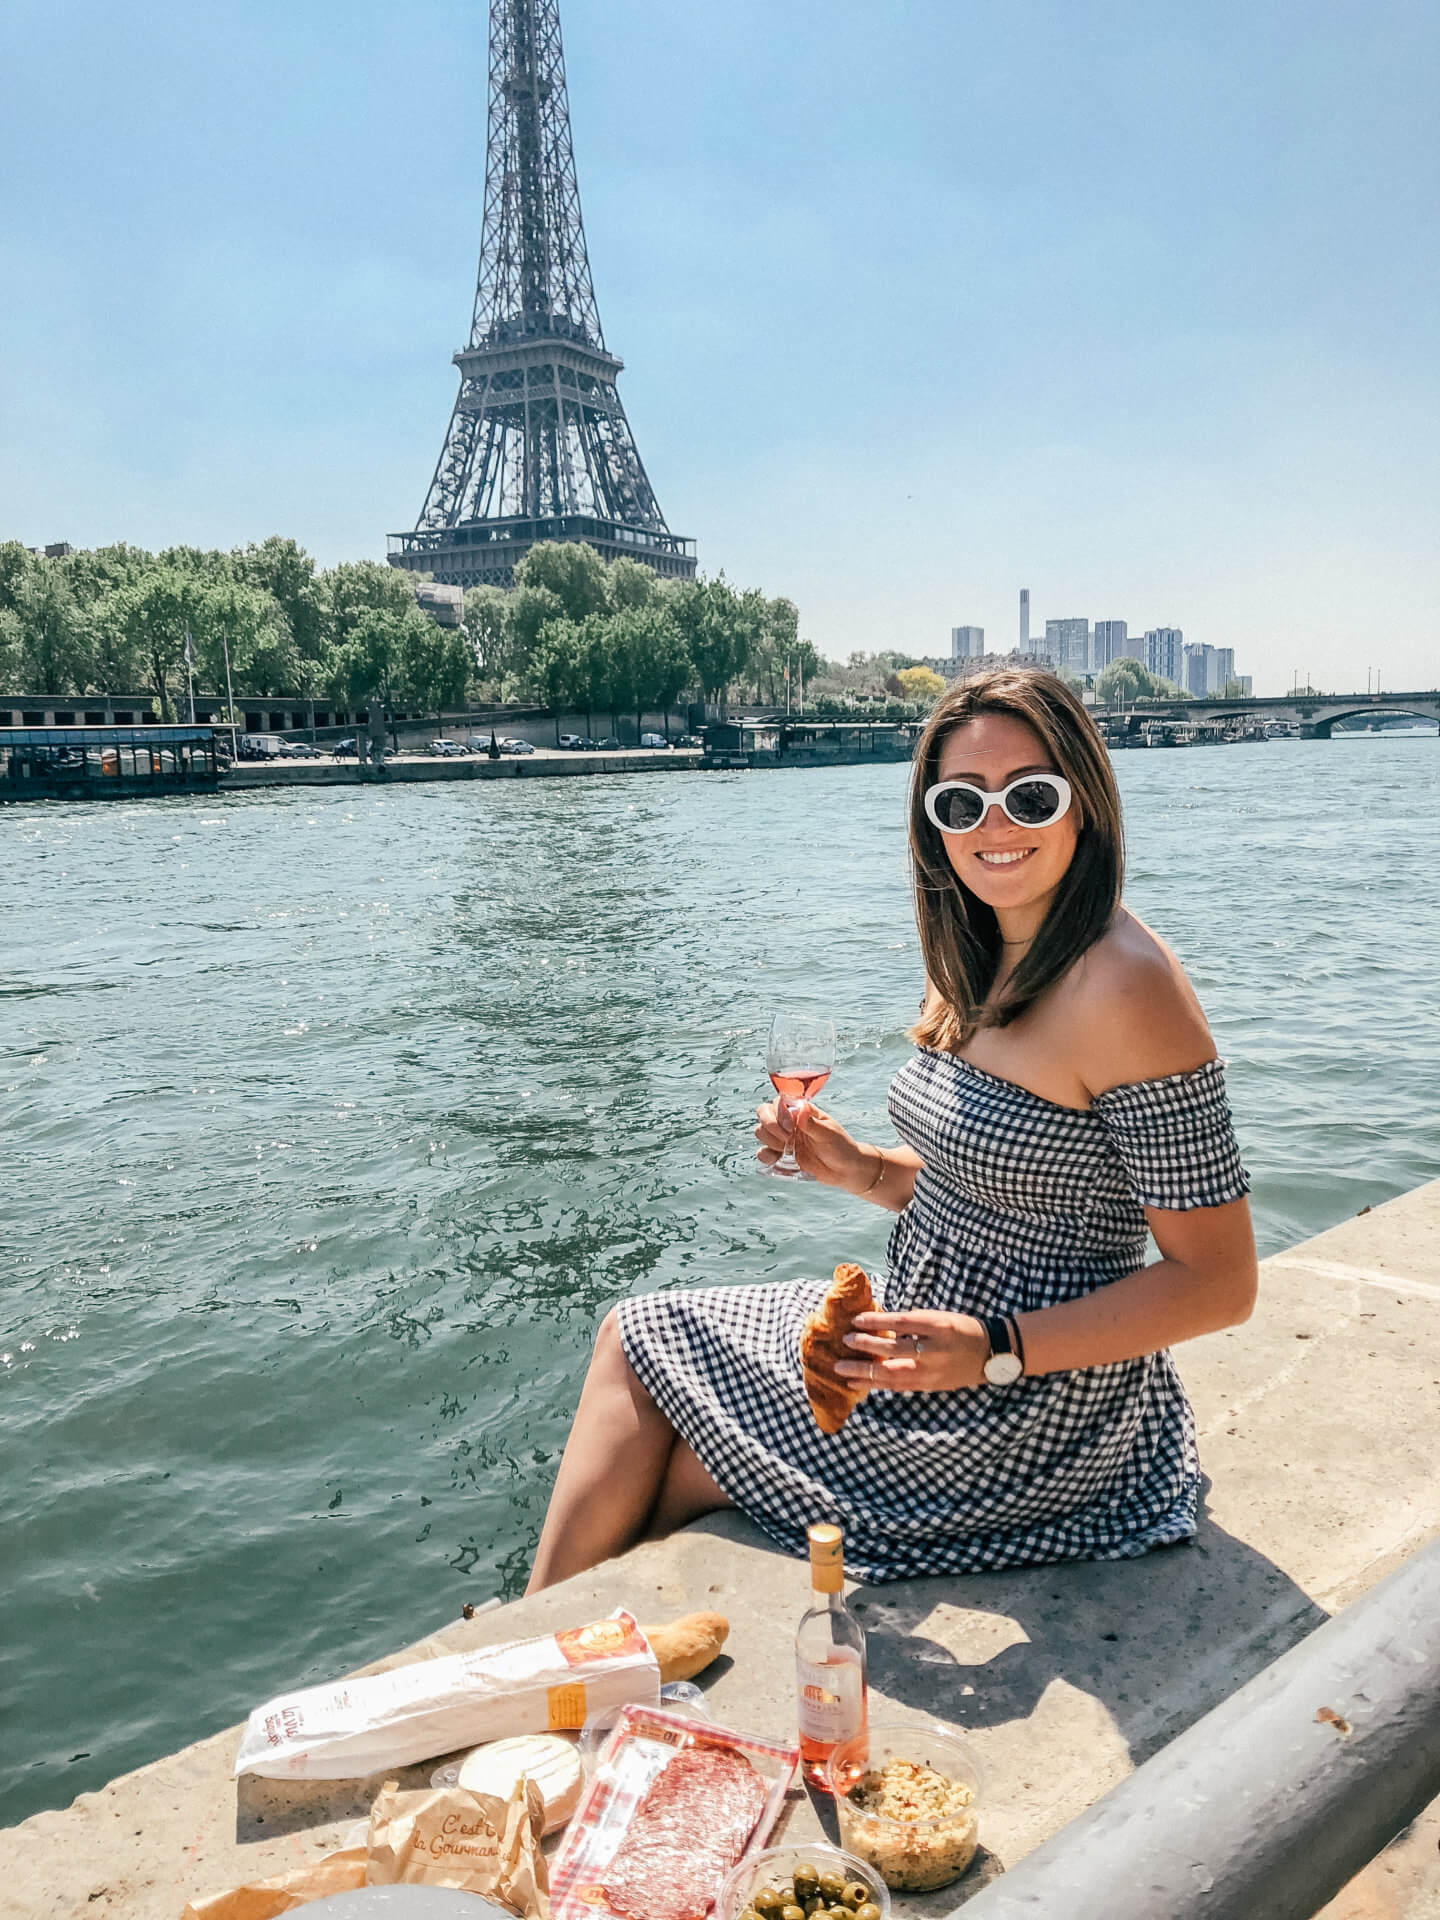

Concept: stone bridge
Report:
left=1097, top=689, right=1440, bottom=739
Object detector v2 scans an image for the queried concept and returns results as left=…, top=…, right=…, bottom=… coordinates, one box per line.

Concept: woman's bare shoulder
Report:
left=1060, top=910, right=1217, bottom=1096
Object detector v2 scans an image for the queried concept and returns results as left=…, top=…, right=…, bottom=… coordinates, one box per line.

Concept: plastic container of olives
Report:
left=720, top=1842, right=891, bottom=1920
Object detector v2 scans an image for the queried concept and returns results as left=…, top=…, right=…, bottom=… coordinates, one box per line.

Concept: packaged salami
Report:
left=234, top=1611, right=660, bottom=1781
left=549, top=1704, right=799, bottom=1920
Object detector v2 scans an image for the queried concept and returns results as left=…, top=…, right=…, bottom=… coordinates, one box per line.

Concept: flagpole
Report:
left=184, top=623, right=196, bottom=723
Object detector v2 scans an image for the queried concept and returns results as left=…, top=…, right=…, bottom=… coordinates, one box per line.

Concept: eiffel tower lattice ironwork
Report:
left=388, top=0, right=694, bottom=591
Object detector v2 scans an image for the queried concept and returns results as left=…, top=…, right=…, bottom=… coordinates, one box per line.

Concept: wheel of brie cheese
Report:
left=457, top=1733, right=584, bottom=1834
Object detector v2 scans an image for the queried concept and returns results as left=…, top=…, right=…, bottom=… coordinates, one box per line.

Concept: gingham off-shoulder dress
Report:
left=616, top=1051, right=1249, bottom=1584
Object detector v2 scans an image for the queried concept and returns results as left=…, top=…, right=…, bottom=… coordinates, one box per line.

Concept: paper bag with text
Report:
left=367, top=1776, right=549, bottom=1916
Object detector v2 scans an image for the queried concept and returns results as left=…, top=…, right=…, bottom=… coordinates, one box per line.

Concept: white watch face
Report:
left=984, top=1351, right=1023, bottom=1386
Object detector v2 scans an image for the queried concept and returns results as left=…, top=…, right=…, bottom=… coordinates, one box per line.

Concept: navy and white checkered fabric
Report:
left=617, top=1052, right=1249, bottom=1583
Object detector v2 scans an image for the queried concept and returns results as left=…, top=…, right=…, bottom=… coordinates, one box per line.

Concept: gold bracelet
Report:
left=858, top=1147, right=887, bottom=1197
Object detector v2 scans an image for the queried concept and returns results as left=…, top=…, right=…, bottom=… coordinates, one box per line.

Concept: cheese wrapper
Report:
left=367, top=1777, right=548, bottom=1916
left=234, top=1610, right=659, bottom=1780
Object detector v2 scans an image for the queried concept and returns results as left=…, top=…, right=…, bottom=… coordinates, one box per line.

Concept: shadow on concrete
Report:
left=844, top=1486, right=1326, bottom=1767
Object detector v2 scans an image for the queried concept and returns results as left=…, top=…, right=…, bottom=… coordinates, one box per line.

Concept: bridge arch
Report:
left=1308, top=704, right=1440, bottom=739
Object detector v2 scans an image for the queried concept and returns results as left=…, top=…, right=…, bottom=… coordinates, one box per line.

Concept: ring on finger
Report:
left=911, top=1336, right=928, bottom=1356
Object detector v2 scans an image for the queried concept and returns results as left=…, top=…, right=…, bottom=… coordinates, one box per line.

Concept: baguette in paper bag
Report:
left=234, top=1610, right=659, bottom=1781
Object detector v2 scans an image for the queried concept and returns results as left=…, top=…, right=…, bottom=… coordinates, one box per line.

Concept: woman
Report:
left=526, top=668, right=1256, bottom=1592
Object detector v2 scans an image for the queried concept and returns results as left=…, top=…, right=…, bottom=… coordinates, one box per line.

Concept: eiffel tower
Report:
left=388, top=0, right=694, bottom=591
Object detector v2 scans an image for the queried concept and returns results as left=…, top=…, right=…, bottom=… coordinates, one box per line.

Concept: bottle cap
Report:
left=807, top=1522, right=844, bottom=1593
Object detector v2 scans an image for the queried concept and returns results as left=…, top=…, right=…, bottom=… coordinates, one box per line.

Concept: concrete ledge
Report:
left=7, top=1181, right=1440, bottom=1919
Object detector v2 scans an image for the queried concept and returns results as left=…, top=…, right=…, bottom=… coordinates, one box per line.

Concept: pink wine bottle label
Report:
left=796, top=1653, right=865, bottom=1744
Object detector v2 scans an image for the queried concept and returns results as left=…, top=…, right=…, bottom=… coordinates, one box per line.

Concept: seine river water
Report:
left=4, top=734, right=1439, bottom=1824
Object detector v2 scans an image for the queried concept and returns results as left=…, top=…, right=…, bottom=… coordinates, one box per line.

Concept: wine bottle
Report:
left=795, top=1521, right=867, bottom=1791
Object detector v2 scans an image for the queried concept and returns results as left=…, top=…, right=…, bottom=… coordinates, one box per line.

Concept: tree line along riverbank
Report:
left=1, top=536, right=953, bottom=737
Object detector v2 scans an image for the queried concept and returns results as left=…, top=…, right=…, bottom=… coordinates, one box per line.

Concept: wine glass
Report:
left=762, top=1012, right=837, bottom=1180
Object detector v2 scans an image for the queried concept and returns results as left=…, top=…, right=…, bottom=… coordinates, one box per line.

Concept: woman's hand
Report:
left=835, top=1309, right=990, bottom=1393
left=753, top=1098, right=873, bottom=1191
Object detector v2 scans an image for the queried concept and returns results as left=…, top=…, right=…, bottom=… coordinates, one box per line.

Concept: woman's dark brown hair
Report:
left=909, top=667, right=1124, bottom=1053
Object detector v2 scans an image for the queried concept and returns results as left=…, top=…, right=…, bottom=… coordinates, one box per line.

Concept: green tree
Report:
left=102, top=566, right=202, bottom=717
left=193, top=578, right=299, bottom=699
left=670, top=577, right=758, bottom=710
left=0, top=541, right=36, bottom=618
left=1096, top=657, right=1156, bottom=704
left=0, top=606, right=23, bottom=692
left=605, top=556, right=659, bottom=613
left=528, top=617, right=589, bottom=738
left=235, top=537, right=328, bottom=665
left=506, top=584, right=565, bottom=692
left=16, top=565, right=90, bottom=695
left=513, top=541, right=611, bottom=622
left=324, top=559, right=417, bottom=643
left=398, top=615, right=473, bottom=713
left=463, top=585, right=510, bottom=690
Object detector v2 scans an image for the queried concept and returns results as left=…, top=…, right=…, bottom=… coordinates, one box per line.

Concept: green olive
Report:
left=792, top=1871, right=819, bottom=1901
left=817, top=1876, right=845, bottom=1903
left=780, top=1905, right=805, bottom=1920
left=854, top=1905, right=882, bottom=1920
left=842, top=1887, right=870, bottom=1910
left=801, top=1899, right=822, bottom=1916
left=753, top=1893, right=784, bottom=1916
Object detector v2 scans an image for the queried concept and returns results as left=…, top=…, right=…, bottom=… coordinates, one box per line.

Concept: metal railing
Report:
left=953, top=1535, right=1440, bottom=1920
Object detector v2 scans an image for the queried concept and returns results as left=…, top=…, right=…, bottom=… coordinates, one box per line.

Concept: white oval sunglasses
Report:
left=923, top=772, right=1073, bottom=835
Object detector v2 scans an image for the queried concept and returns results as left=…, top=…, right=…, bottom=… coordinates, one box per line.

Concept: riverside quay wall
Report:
left=6, top=1179, right=1440, bottom=1918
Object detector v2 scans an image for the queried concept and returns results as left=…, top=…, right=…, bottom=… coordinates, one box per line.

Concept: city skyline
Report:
left=1, top=0, right=1436, bottom=697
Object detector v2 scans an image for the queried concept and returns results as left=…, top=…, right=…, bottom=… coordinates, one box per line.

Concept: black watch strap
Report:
left=981, top=1315, right=1014, bottom=1361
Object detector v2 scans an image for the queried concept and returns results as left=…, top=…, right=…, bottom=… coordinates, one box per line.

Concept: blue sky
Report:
left=2, top=0, right=1436, bottom=694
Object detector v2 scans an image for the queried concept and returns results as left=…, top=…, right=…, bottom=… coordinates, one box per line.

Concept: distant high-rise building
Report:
left=1183, top=642, right=1239, bottom=695
left=1019, top=589, right=1030, bottom=648
left=1045, top=617, right=1090, bottom=673
left=1233, top=674, right=1252, bottom=696
left=951, top=625, right=984, bottom=659
left=1092, top=620, right=1127, bottom=670
left=1145, top=627, right=1184, bottom=684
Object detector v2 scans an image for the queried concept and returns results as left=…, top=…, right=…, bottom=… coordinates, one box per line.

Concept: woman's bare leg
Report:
left=526, top=1310, right=679, bottom=1593
left=644, top=1438, right=734, bottom=1540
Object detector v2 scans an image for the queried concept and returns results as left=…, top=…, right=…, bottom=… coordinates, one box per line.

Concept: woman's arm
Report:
left=753, top=1099, right=922, bottom=1212
left=840, top=1195, right=1256, bottom=1390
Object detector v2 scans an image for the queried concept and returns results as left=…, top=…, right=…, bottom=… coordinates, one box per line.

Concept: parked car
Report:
left=429, top=739, right=468, bottom=755
left=595, top=736, right=623, bottom=751
left=332, top=738, right=358, bottom=759
left=639, top=732, right=669, bottom=748
left=500, top=738, right=536, bottom=755
left=280, top=740, right=324, bottom=758
left=674, top=734, right=703, bottom=748
left=557, top=733, right=585, bottom=749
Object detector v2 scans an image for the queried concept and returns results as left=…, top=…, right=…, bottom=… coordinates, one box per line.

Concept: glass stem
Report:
left=777, top=1096, right=801, bottom=1172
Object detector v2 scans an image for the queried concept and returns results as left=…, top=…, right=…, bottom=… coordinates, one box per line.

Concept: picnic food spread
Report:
left=799, top=1264, right=876, bottom=1434
left=199, top=1368, right=988, bottom=1918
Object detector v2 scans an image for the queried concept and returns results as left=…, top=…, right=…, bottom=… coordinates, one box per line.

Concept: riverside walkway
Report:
left=7, top=1180, right=1440, bottom=1918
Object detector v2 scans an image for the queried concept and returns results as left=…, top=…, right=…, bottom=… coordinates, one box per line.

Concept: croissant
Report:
left=800, top=1262, right=876, bottom=1435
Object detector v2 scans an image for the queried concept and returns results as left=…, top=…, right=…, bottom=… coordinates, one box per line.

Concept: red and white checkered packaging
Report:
left=549, top=1704, right=800, bottom=1920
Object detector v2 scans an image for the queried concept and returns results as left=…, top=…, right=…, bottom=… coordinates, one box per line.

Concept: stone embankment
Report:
left=6, top=1181, right=1439, bottom=1918
left=221, top=746, right=704, bottom=790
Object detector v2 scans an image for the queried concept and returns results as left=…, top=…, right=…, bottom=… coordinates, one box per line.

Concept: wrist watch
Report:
left=981, top=1315, right=1024, bottom=1386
